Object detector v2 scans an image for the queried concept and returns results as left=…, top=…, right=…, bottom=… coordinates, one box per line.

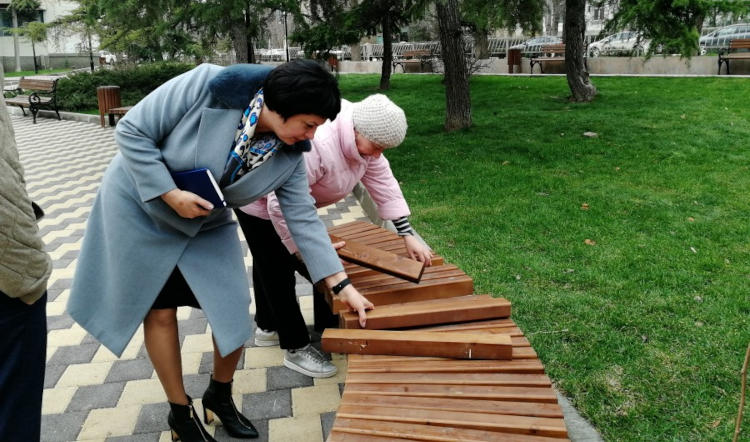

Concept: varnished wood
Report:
left=335, top=404, right=568, bottom=437
left=331, top=417, right=569, bottom=441
left=344, top=371, right=551, bottom=387
left=346, top=358, right=543, bottom=374
left=331, top=233, right=425, bottom=282
left=329, top=275, right=474, bottom=312
left=340, top=393, right=564, bottom=418
left=339, top=294, right=511, bottom=329
left=343, top=383, right=559, bottom=402
left=322, top=329, right=512, bottom=359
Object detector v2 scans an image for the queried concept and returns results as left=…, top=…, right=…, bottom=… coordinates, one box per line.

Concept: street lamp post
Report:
left=284, top=11, right=289, bottom=62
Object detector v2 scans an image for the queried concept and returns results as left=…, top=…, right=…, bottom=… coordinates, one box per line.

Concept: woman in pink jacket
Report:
left=236, top=94, right=433, bottom=378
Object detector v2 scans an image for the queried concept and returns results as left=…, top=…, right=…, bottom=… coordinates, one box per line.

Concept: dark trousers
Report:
left=0, top=291, right=47, bottom=442
left=235, top=210, right=336, bottom=350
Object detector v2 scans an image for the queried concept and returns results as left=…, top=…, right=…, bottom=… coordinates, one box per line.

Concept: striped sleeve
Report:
left=392, top=216, right=414, bottom=236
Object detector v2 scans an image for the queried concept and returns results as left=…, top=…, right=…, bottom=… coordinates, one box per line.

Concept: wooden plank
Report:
left=339, top=294, right=511, bottom=329
left=349, top=265, right=462, bottom=288
left=331, top=417, right=569, bottom=442
left=330, top=233, right=425, bottom=283
left=340, top=393, right=564, bottom=418
left=344, top=371, right=551, bottom=387
left=322, top=329, right=511, bottom=360
left=335, top=404, right=568, bottom=438
left=329, top=275, right=474, bottom=311
left=343, top=383, right=558, bottom=403
left=346, top=358, right=544, bottom=374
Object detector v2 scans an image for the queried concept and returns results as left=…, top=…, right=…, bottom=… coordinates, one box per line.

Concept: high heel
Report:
left=202, top=377, right=259, bottom=438
left=167, top=396, right=216, bottom=442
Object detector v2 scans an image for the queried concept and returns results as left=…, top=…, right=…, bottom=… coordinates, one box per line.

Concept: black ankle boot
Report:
left=167, top=396, right=216, bottom=442
left=202, top=378, right=259, bottom=438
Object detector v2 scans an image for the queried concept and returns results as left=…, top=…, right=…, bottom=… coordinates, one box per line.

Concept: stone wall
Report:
left=338, top=55, right=750, bottom=76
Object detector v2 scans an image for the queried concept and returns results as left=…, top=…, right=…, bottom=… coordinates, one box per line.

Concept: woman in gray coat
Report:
left=67, top=61, right=373, bottom=441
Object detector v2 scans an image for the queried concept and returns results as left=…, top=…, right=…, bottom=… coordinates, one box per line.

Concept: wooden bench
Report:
left=718, top=39, right=750, bottom=74
left=5, top=77, right=61, bottom=124
left=107, top=105, right=134, bottom=126
left=393, top=49, right=433, bottom=73
left=529, top=44, right=567, bottom=74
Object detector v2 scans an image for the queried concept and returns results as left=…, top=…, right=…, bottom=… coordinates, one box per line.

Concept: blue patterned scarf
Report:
left=220, top=89, right=284, bottom=187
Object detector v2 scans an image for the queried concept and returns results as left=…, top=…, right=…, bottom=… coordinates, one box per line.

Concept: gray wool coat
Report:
left=67, top=63, right=343, bottom=357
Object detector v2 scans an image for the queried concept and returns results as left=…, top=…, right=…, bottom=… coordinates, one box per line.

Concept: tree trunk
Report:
left=12, top=11, right=21, bottom=72
left=564, top=0, right=596, bottom=102
left=232, top=21, right=249, bottom=63
left=379, top=13, right=392, bottom=90
left=436, top=0, right=471, bottom=131
left=473, top=29, right=489, bottom=59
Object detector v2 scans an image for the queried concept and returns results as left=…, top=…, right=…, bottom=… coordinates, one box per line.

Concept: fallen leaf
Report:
left=515, top=274, right=521, bottom=280
left=615, top=166, right=621, bottom=171
left=695, top=321, right=704, bottom=327
left=694, top=295, right=703, bottom=303
left=687, top=217, right=695, bottom=222
left=584, top=239, right=596, bottom=246
left=502, top=160, right=510, bottom=165
left=641, top=335, right=648, bottom=343
left=709, top=419, right=721, bottom=428
left=581, top=203, right=590, bottom=210
left=680, top=114, right=686, bottom=119
left=690, top=246, right=697, bottom=254
left=583, top=131, right=598, bottom=138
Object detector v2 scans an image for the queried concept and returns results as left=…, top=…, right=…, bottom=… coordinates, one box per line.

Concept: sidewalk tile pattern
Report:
left=11, top=115, right=368, bottom=441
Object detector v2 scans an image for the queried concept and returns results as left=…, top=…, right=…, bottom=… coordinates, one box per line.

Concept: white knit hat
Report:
left=351, top=94, right=407, bottom=149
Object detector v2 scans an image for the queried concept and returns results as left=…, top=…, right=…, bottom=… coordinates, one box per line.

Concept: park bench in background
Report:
left=718, top=39, right=750, bottom=74
left=5, top=76, right=61, bottom=124
left=530, top=44, right=567, bottom=74
left=392, top=49, right=434, bottom=73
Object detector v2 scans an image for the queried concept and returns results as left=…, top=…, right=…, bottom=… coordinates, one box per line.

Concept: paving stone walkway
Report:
left=12, top=114, right=368, bottom=441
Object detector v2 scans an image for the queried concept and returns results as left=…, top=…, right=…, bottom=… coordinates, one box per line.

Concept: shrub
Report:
left=56, top=62, right=194, bottom=111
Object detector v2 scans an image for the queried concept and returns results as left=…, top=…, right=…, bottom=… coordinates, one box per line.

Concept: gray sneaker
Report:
left=254, top=327, right=279, bottom=347
left=284, top=344, right=337, bottom=378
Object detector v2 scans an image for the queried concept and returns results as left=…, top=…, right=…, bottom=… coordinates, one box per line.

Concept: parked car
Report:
left=98, top=51, right=117, bottom=64
left=590, top=31, right=650, bottom=56
left=699, top=23, right=750, bottom=52
left=510, top=36, right=563, bottom=56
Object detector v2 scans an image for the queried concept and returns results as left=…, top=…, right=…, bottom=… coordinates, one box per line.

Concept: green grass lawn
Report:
left=4, top=68, right=72, bottom=77
left=338, top=74, right=750, bottom=441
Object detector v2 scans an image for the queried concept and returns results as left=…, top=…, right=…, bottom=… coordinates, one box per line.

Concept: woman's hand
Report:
left=338, top=284, right=374, bottom=328
left=403, top=235, right=434, bottom=267
left=161, top=189, right=213, bottom=219
left=325, top=272, right=373, bottom=328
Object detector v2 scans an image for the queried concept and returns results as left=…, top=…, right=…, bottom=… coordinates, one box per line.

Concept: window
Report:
left=0, top=6, right=45, bottom=37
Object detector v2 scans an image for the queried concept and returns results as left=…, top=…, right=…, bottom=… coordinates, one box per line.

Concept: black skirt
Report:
left=151, top=267, right=201, bottom=309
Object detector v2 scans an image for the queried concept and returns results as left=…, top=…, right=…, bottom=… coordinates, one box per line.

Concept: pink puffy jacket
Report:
left=240, top=100, right=410, bottom=254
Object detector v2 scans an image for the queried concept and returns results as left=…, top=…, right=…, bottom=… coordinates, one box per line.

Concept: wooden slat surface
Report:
left=330, top=233, right=425, bottom=283
left=346, top=358, right=543, bottom=374
left=329, top=274, right=474, bottom=312
left=341, top=393, right=563, bottom=418
left=330, top=418, right=569, bottom=442
left=322, top=329, right=512, bottom=360
left=343, top=383, right=558, bottom=402
left=335, top=404, right=568, bottom=438
left=326, top=221, right=568, bottom=441
left=344, top=371, right=550, bottom=386
left=339, top=294, right=511, bottom=329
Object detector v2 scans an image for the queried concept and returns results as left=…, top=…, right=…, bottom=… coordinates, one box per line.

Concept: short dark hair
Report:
left=264, top=59, right=341, bottom=121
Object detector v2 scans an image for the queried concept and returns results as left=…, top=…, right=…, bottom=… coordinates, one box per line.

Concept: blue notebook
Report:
left=170, top=168, right=227, bottom=208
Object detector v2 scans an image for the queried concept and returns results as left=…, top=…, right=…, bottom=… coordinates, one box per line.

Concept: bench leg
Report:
left=718, top=58, right=722, bottom=75
left=30, top=105, right=38, bottom=124
left=54, top=107, right=61, bottom=121
left=726, top=60, right=730, bottom=75
left=16, top=105, right=27, bottom=117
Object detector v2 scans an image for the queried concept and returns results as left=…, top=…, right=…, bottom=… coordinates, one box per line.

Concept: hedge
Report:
left=56, top=62, right=195, bottom=112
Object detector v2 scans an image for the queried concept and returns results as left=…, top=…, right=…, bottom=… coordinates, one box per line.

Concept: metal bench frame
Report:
left=5, top=77, right=61, bottom=124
